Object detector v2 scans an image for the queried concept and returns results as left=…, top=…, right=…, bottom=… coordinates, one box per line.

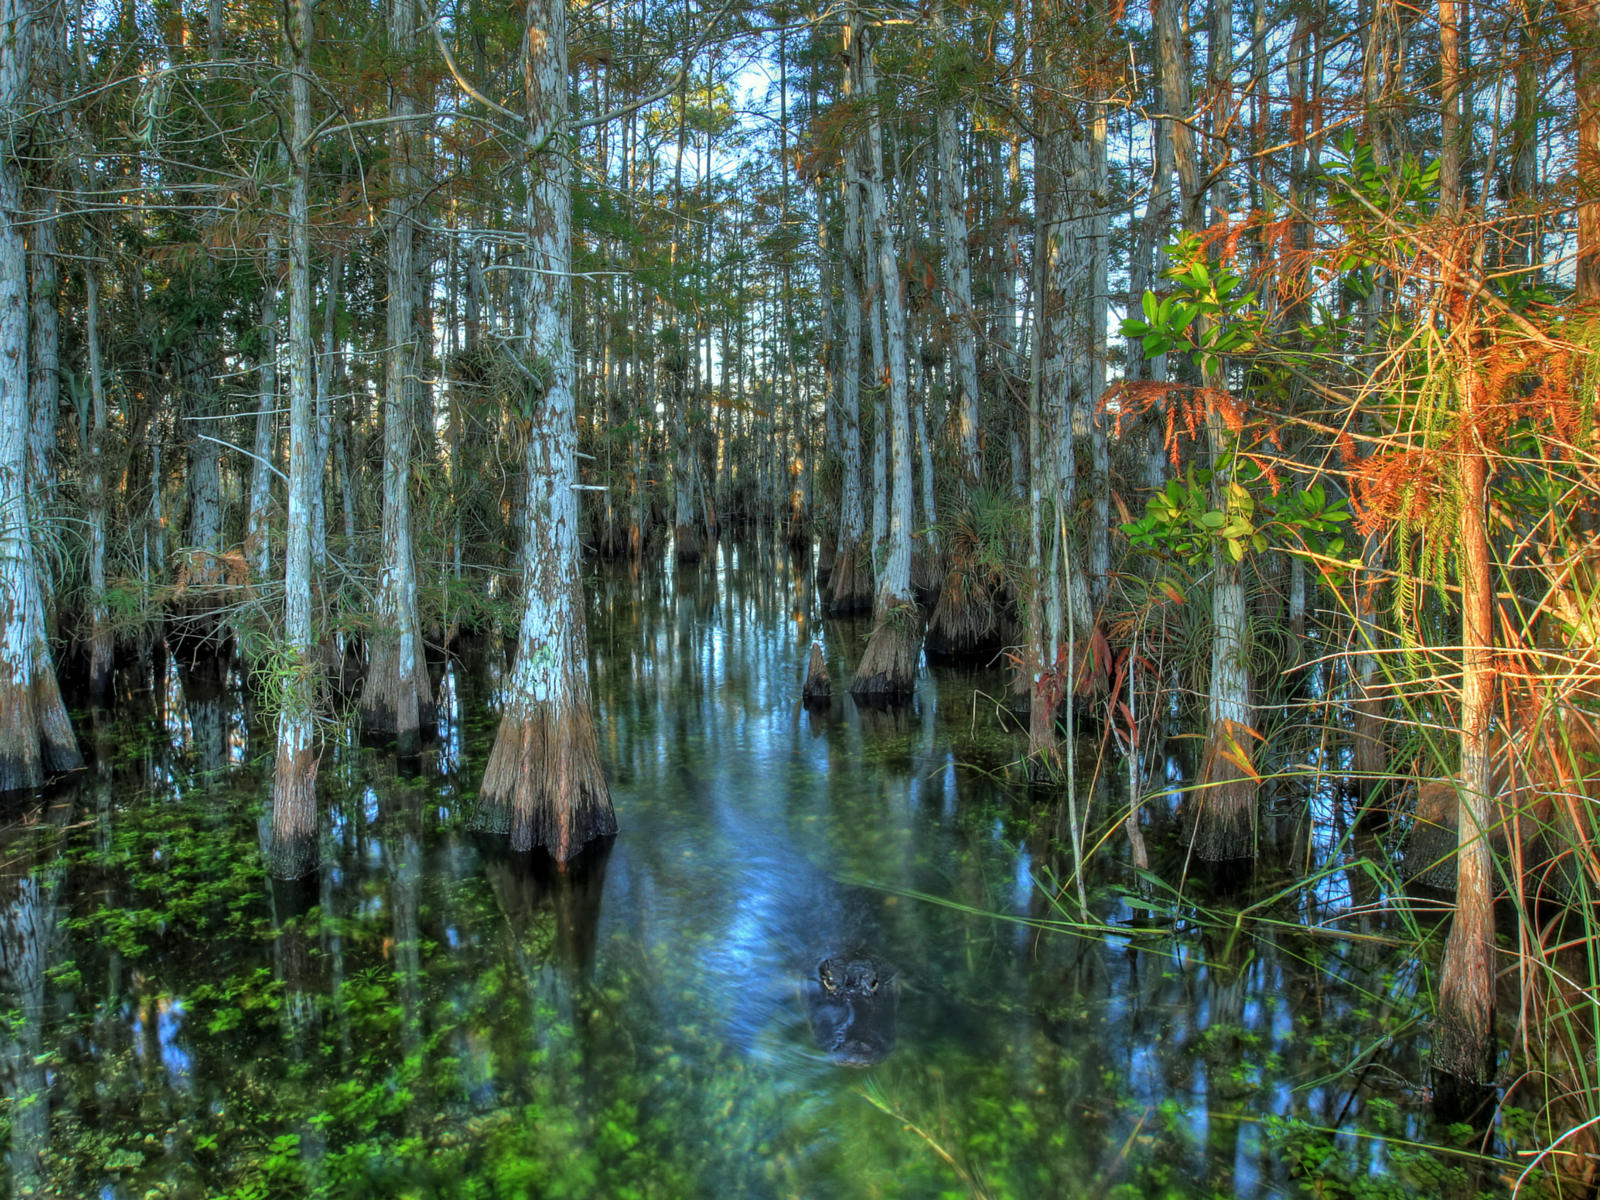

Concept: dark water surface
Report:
left=0, top=541, right=1482, bottom=1198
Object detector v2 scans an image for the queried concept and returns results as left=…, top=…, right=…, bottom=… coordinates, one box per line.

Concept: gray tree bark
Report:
left=475, top=0, right=616, bottom=859
left=362, top=0, right=434, bottom=754
left=851, top=9, right=922, bottom=697
left=0, top=0, right=79, bottom=787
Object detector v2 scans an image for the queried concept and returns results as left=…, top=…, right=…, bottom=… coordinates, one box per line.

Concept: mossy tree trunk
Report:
left=476, top=0, right=617, bottom=860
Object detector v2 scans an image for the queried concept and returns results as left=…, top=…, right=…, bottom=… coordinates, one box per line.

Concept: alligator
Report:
left=805, top=953, right=897, bottom=1066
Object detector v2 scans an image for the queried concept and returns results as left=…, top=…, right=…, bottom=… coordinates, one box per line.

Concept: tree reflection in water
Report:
left=0, top=549, right=1503, bottom=1198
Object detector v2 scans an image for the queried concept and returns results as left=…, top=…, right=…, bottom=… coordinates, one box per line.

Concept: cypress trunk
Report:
left=1555, top=0, right=1599, bottom=300
left=476, top=0, right=616, bottom=860
left=0, top=0, right=79, bottom=788
left=248, top=234, right=278, bottom=581
left=85, top=246, right=113, bottom=703
left=1435, top=372, right=1497, bottom=1085
left=362, top=0, right=435, bottom=753
left=269, top=0, right=321, bottom=881
left=850, top=10, right=922, bottom=697
left=830, top=108, right=872, bottom=615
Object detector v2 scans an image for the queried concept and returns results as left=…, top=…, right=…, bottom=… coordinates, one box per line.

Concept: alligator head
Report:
left=808, top=955, right=896, bottom=1067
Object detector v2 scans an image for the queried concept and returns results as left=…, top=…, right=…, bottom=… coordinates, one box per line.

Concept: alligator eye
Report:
left=819, top=962, right=836, bottom=991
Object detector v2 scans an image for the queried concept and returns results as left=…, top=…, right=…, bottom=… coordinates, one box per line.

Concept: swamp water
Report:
left=0, top=543, right=1503, bottom=1198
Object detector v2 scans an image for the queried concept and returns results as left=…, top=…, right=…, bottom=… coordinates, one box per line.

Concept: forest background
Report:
left=0, top=0, right=1598, bottom=1178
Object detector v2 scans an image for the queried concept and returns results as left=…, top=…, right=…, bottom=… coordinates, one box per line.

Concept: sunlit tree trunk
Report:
left=312, top=250, right=341, bottom=571
left=1026, top=191, right=1057, bottom=770
left=1435, top=369, right=1496, bottom=1085
left=476, top=0, right=616, bottom=859
left=1439, top=0, right=1462, bottom=213
left=851, top=9, right=922, bottom=696
left=27, top=189, right=58, bottom=512
left=362, top=0, right=434, bottom=754
left=0, top=0, right=78, bottom=788
left=866, top=226, right=888, bottom=576
left=1507, top=4, right=1539, bottom=269
left=269, top=0, right=320, bottom=880
left=1154, top=0, right=1204, bottom=233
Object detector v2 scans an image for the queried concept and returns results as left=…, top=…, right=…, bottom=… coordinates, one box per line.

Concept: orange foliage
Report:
left=1350, top=340, right=1583, bottom=535
left=1101, top=380, right=1246, bottom=468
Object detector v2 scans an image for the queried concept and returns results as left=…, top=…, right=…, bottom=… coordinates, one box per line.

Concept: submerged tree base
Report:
left=476, top=701, right=617, bottom=861
left=268, top=731, right=320, bottom=880
left=925, top=569, right=1002, bottom=659
left=829, top=538, right=874, bottom=615
left=0, top=666, right=84, bottom=790
left=359, top=635, right=438, bottom=757
left=675, top=524, right=701, bottom=566
left=851, top=607, right=923, bottom=696
left=803, top=642, right=831, bottom=705
left=1186, top=735, right=1257, bottom=863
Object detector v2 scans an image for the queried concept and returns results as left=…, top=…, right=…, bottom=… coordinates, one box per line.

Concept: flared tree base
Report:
left=925, top=569, right=1002, bottom=659
left=1434, top=844, right=1497, bottom=1087
left=828, top=538, right=874, bottom=615
left=475, top=699, right=618, bottom=861
left=817, top=532, right=838, bottom=584
left=359, top=635, right=438, bottom=757
left=851, top=607, right=923, bottom=697
left=1187, top=735, right=1258, bottom=863
left=803, top=642, right=831, bottom=704
left=0, top=663, right=84, bottom=790
left=268, top=734, right=320, bottom=880
left=675, top=524, right=701, bottom=565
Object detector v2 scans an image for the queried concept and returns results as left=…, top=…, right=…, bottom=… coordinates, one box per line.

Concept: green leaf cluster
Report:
left=1123, top=467, right=1350, bottom=571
